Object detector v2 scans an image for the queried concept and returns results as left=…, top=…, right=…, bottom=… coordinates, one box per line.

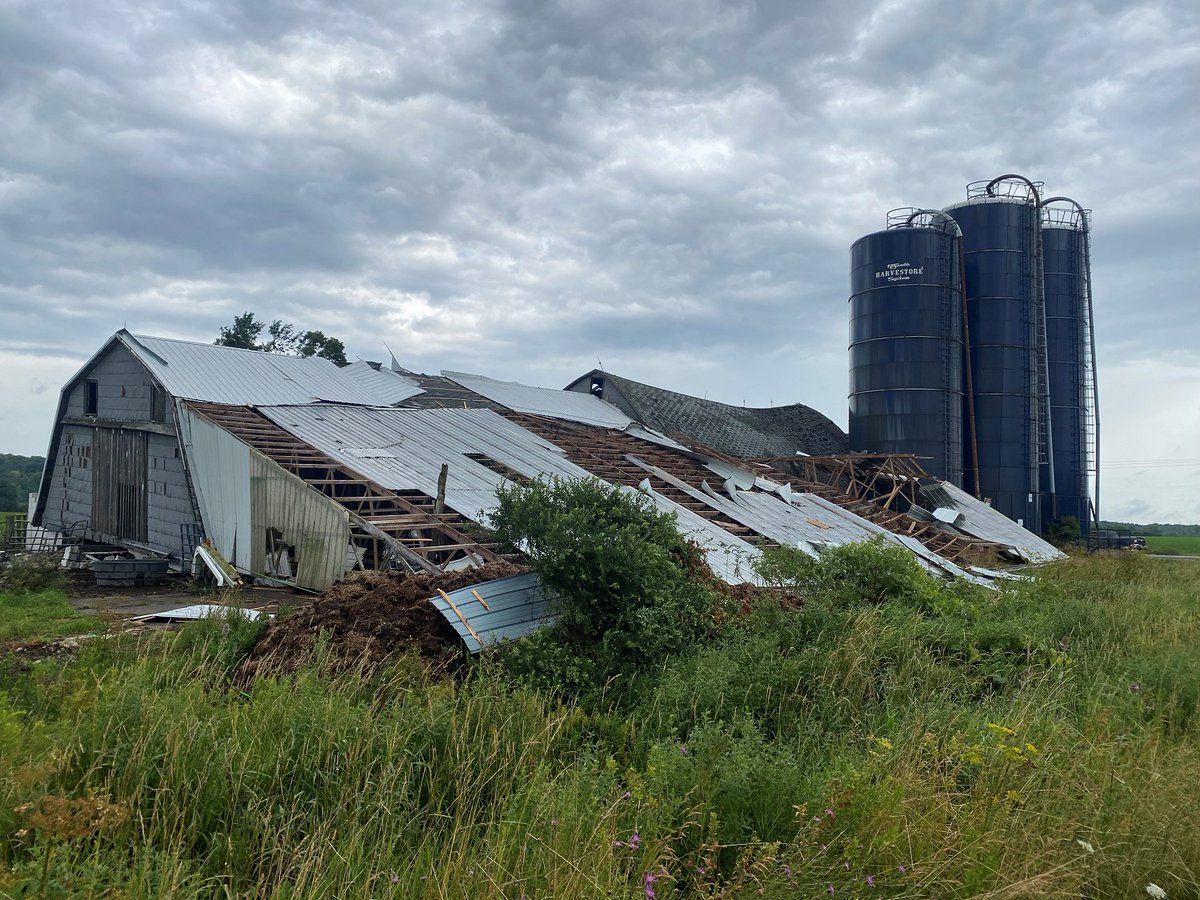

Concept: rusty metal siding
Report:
left=42, top=426, right=93, bottom=532
left=249, top=452, right=349, bottom=592
left=147, top=433, right=199, bottom=557
left=92, top=428, right=148, bottom=542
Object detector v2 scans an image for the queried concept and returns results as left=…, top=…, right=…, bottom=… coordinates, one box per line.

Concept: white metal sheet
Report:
left=443, top=371, right=634, bottom=429
left=178, top=404, right=253, bottom=570
left=126, top=333, right=384, bottom=406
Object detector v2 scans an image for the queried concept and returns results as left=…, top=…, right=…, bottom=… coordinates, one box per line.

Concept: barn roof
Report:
left=565, top=369, right=849, bottom=459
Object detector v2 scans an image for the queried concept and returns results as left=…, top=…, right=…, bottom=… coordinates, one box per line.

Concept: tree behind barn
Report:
left=215, top=312, right=347, bottom=365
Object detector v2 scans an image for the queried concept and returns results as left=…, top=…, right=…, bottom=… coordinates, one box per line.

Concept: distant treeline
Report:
left=1101, top=521, right=1200, bottom=536
left=0, top=454, right=45, bottom=512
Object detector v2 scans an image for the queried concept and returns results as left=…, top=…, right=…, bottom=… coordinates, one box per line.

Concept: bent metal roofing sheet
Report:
left=255, top=404, right=761, bottom=583
left=429, top=571, right=556, bottom=653
left=340, top=360, right=425, bottom=404
left=626, top=454, right=882, bottom=556
left=920, top=481, right=1065, bottom=564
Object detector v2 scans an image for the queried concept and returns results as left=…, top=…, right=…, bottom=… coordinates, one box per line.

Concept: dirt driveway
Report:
left=65, top=572, right=312, bottom=621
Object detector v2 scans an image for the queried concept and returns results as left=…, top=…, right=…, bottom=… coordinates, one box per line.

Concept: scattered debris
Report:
left=192, top=541, right=242, bottom=587
left=131, top=604, right=271, bottom=624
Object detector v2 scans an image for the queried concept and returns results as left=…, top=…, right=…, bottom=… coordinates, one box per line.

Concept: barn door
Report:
left=93, top=428, right=148, bottom=542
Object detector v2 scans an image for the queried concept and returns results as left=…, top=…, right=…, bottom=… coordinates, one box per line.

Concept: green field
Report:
left=2, top=542, right=1200, bottom=897
left=1144, top=534, right=1200, bottom=556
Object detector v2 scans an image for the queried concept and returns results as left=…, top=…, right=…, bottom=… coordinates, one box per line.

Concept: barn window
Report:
left=151, top=386, right=167, bottom=423
left=85, top=380, right=99, bottom=416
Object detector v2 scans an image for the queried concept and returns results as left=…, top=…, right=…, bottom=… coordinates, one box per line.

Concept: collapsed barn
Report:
left=33, top=330, right=1063, bottom=646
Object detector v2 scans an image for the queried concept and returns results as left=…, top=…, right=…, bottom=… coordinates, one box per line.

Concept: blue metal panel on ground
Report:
left=428, top=571, right=556, bottom=653
left=848, top=223, right=963, bottom=484
left=943, top=198, right=1040, bottom=530
left=1042, top=224, right=1091, bottom=532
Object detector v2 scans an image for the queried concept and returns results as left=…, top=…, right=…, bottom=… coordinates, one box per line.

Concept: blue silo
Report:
left=849, top=209, right=964, bottom=485
left=944, top=176, right=1048, bottom=532
left=1041, top=197, right=1099, bottom=534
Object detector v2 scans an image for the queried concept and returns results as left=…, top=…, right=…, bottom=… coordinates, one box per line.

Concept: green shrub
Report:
left=755, top=538, right=953, bottom=612
left=490, top=477, right=716, bottom=698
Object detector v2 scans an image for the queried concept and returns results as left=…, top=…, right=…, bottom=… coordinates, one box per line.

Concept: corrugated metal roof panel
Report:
left=179, top=404, right=351, bottom=591
left=257, top=405, right=762, bottom=584
left=341, top=361, right=425, bottom=404
left=125, top=333, right=383, bottom=406
left=429, top=571, right=556, bottom=653
left=443, top=371, right=633, bottom=428
left=626, top=454, right=882, bottom=555
left=258, top=406, right=589, bottom=521
left=624, top=425, right=693, bottom=453
left=920, top=482, right=1065, bottom=564
left=627, top=484, right=764, bottom=585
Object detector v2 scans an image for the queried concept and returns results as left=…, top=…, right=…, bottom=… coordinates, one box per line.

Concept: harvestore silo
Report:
left=943, top=175, right=1048, bottom=532
left=848, top=208, right=965, bottom=486
left=1040, top=196, right=1099, bottom=533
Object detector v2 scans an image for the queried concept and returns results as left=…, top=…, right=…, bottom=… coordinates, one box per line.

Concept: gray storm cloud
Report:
left=0, top=0, right=1198, bottom=520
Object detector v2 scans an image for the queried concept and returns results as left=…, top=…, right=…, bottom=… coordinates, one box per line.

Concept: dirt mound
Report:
left=240, top=561, right=529, bottom=679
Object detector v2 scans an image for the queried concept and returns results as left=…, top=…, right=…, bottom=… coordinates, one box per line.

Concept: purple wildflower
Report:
left=679, top=744, right=689, bottom=755
left=898, top=865, right=907, bottom=874
left=783, top=865, right=792, bottom=876
left=866, top=874, right=876, bottom=887
left=643, top=871, right=657, bottom=899
left=821, top=844, right=828, bottom=852
left=825, top=806, right=835, bottom=818
left=827, top=884, right=835, bottom=896
left=622, top=790, right=632, bottom=799
left=628, top=832, right=642, bottom=849
left=390, top=875, right=400, bottom=884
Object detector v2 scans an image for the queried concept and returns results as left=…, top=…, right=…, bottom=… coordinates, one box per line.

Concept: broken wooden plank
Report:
left=437, top=588, right=483, bottom=645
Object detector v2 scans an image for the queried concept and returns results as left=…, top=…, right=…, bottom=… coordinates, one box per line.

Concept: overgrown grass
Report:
left=1, top=553, right=1199, bottom=897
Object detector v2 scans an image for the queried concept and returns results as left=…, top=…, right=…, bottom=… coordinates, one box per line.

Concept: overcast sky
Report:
left=1, top=0, right=1198, bottom=523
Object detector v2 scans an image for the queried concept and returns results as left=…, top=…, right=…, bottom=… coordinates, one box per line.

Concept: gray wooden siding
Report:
left=65, top=343, right=173, bottom=427
left=47, top=341, right=199, bottom=557
left=42, top=426, right=93, bottom=532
